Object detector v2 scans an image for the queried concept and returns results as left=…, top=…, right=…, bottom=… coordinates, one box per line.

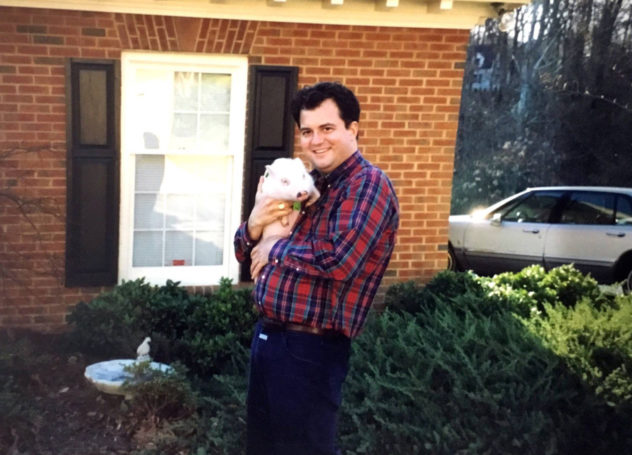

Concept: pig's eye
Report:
left=281, top=178, right=290, bottom=186
left=302, top=174, right=306, bottom=179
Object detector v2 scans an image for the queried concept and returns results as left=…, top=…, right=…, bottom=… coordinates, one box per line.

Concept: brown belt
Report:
left=260, top=317, right=338, bottom=337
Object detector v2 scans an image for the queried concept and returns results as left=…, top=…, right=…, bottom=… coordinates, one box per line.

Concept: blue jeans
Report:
left=246, top=320, right=351, bottom=455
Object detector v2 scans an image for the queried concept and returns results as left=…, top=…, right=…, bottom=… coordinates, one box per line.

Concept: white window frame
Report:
left=119, top=51, right=247, bottom=286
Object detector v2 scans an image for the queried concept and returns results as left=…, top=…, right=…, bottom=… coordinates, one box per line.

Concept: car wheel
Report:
left=448, top=246, right=460, bottom=271
left=624, top=267, right=632, bottom=294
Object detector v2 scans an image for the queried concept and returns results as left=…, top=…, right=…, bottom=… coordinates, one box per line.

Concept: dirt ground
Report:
left=0, top=329, right=148, bottom=455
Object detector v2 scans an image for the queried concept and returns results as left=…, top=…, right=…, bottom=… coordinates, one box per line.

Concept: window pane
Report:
left=199, top=114, right=229, bottom=153
left=170, top=113, right=197, bottom=151
left=197, top=193, right=225, bottom=231
left=173, top=72, right=198, bottom=111
left=502, top=192, right=562, bottom=223
left=166, top=194, right=195, bottom=230
left=133, top=231, right=162, bottom=266
left=136, top=155, right=165, bottom=191
left=616, top=196, right=632, bottom=225
left=195, top=231, right=224, bottom=265
left=560, top=192, right=614, bottom=225
left=200, top=73, right=231, bottom=111
left=165, top=231, right=193, bottom=266
left=134, top=193, right=164, bottom=229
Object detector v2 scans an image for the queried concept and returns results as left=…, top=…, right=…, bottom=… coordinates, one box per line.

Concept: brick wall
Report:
left=0, top=6, right=469, bottom=330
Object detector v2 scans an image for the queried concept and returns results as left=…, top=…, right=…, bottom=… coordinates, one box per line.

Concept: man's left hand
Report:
left=250, top=235, right=284, bottom=281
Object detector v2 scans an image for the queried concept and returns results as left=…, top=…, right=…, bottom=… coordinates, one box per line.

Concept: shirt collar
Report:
left=313, top=150, right=363, bottom=189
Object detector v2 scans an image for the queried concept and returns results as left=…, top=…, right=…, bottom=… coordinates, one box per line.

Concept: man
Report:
left=234, top=81, right=399, bottom=455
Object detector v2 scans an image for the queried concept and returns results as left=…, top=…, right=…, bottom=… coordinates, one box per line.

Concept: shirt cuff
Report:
left=242, top=222, right=256, bottom=247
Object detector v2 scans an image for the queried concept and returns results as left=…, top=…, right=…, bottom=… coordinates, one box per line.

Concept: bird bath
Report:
left=84, top=337, right=171, bottom=396
left=84, top=359, right=172, bottom=396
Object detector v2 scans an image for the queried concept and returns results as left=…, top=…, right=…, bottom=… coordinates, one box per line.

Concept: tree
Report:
left=452, top=0, right=632, bottom=214
left=0, top=144, right=65, bottom=289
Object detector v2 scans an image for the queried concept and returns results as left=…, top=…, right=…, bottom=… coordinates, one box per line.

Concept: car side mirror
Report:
left=490, top=213, right=502, bottom=226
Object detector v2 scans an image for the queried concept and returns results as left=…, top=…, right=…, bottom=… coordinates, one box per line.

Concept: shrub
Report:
left=384, top=280, right=425, bottom=314
left=385, top=270, right=488, bottom=315
left=340, top=307, right=584, bottom=454
left=486, top=264, right=607, bottom=317
left=541, top=264, right=602, bottom=308
left=66, top=278, right=156, bottom=358
left=341, top=266, right=632, bottom=454
left=64, top=266, right=632, bottom=453
left=123, top=361, right=197, bottom=421
left=523, top=295, right=632, bottom=410
left=180, top=279, right=257, bottom=376
left=67, top=278, right=257, bottom=377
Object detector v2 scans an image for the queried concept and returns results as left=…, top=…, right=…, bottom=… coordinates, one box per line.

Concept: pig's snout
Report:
left=296, top=191, right=307, bottom=199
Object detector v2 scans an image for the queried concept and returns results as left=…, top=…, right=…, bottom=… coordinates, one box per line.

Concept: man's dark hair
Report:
left=291, top=81, right=360, bottom=128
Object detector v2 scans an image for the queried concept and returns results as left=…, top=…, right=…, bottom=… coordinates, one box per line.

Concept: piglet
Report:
left=260, top=157, right=320, bottom=239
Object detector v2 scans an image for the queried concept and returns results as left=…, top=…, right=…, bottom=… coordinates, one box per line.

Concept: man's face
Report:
left=298, top=98, right=359, bottom=174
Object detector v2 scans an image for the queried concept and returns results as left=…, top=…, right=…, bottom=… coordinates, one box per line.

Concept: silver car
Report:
left=449, top=186, right=632, bottom=290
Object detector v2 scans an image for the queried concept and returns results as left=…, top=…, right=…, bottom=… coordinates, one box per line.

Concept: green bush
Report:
left=66, top=278, right=156, bottom=358
left=180, top=279, right=256, bottom=377
left=385, top=270, right=488, bottom=315
left=340, top=309, right=584, bottom=454
left=485, top=264, right=607, bottom=317
left=523, top=296, right=632, bottom=410
left=67, top=278, right=257, bottom=377
left=123, top=361, right=198, bottom=420
left=340, top=266, right=632, bottom=453
left=65, top=266, right=632, bottom=453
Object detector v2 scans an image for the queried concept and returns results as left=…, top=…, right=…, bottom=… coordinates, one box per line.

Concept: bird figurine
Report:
left=136, top=336, right=151, bottom=362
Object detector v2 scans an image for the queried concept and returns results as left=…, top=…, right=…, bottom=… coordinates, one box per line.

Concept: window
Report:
left=119, top=52, right=247, bottom=286
left=501, top=191, right=562, bottom=223
left=615, top=195, right=632, bottom=225
left=560, top=192, right=615, bottom=225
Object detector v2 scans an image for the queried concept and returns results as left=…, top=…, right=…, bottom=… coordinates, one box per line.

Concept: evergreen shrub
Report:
left=342, top=265, right=632, bottom=454
left=339, top=307, right=584, bottom=454
left=385, top=270, right=485, bottom=315
left=486, top=264, right=607, bottom=317
left=67, top=278, right=157, bottom=357
left=65, top=266, right=632, bottom=453
left=67, top=278, right=257, bottom=377
left=521, top=296, right=632, bottom=449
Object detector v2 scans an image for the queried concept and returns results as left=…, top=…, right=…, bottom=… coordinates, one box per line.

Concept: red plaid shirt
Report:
left=234, top=151, right=399, bottom=338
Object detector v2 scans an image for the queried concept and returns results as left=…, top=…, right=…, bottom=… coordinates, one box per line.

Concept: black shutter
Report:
left=241, top=65, right=298, bottom=281
left=65, top=60, right=119, bottom=287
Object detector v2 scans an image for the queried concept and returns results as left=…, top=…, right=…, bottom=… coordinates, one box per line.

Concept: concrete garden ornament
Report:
left=136, top=336, right=151, bottom=362
left=84, top=336, right=170, bottom=396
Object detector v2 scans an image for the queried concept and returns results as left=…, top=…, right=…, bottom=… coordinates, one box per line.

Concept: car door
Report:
left=463, top=190, right=564, bottom=276
left=544, top=191, right=632, bottom=282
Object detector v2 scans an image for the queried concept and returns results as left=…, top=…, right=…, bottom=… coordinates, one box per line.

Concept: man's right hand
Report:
left=247, top=176, right=294, bottom=242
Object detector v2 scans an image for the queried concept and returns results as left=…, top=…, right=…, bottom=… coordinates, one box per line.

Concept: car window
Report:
left=560, top=192, right=615, bottom=225
left=615, top=196, right=632, bottom=225
left=501, top=192, right=562, bottom=223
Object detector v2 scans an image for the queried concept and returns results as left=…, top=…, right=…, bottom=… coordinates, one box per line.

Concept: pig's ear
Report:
left=293, top=157, right=306, bottom=169
left=264, top=164, right=273, bottom=178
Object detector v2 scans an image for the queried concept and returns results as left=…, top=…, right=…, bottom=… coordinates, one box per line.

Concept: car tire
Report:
left=448, top=246, right=461, bottom=271
left=624, top=267, right=632, bottom=294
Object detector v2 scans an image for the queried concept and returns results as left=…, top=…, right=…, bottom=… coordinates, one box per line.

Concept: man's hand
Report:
left=247, top=177, right=294, bottom=241
left=250, top=235, right=284, bottom=281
